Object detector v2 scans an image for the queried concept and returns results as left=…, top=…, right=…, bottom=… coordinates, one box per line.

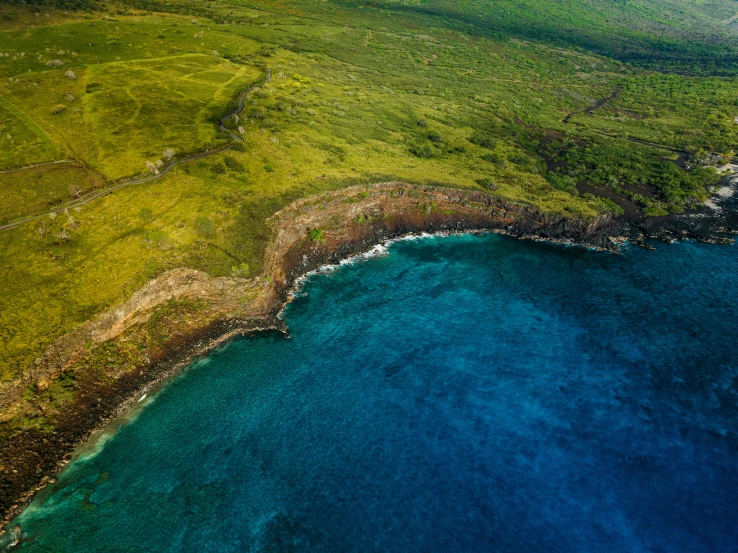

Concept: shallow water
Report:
left=6, top=234, right=738, bottom=552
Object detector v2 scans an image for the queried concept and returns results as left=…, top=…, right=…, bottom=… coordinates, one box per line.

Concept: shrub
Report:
left=308, top=228, right=325, bottom=241
left=582, top=194, right=624, bottom=216
left=643, top=206, right=669, bottom=217
left=428, top=132, right=442, bottom=143
left=469, top=131, right=497, bottom=149
left=545, top=173, right=578, bottom=194
left=224, top=155, right=244, bottom=172
left=475, top=177, right=498, bottom=190
left=482, top=152, right=504, bottom=164
left=231, top=262, right=250, bottom=276
left=508, top=152, right=530, bottom=165
left=409, top=142, right=433, bottom=158
left=22, top=384, right=37, bottom=401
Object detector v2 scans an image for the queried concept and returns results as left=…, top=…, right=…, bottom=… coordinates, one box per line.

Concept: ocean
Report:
left=6, top=233, right=738, bottom=552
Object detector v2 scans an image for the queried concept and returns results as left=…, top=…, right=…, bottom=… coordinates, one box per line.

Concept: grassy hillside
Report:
left=0, top=16, right=264, bottom=180
left=0, top=0, right=735, bottom=428
left=326, top=0, right=738, bottom=73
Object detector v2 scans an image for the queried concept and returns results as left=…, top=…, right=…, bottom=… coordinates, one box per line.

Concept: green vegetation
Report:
left=568, top=74, right=738, bottom=153
left=0, top=97, right=64, bottom=166
left=0, top=163, right=103, bottom=223
left=231, top=262, right=249, bottom=276
left=0, top=0, right=736, bottom=424
left=329, top=0, right=738, bottom=74
left=541, top=137, right=721, bottom=215
left=2, top=47, right=261, bottom=179
left=308, top=228, right=325, bottom=242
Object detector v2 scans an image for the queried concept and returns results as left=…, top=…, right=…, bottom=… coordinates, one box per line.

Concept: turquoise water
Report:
left=6, top=234, right=738, bottom=552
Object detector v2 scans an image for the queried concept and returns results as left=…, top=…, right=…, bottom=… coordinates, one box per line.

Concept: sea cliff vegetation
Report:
left=1, top=0, right=737, bottom=518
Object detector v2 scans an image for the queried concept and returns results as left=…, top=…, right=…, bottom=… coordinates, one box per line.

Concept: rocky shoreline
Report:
left=1, top=181, right=736, bottom=531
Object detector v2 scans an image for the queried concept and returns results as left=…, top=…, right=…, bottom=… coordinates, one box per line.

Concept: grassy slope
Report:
left=567, top=73, right=738, bottom=152
left=0, top=0, right=735, bottom=419
left=0, top=164, right=103, bottom=223
left=324, top=0, right=738, bottom=72
left=0, top=98, right=64, bottom=165
left=0, top=16, right=263, bottom=179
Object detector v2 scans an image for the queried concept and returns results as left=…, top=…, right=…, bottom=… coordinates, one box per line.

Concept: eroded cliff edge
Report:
left=0, top=182, right=626, bottom=526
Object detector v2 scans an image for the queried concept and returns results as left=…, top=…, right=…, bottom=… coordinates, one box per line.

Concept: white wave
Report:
left=340, top=242, right=390, bottom=265
left=392, top=231, right=437, bottom=242
left=281, top=230, right=491, bottom=313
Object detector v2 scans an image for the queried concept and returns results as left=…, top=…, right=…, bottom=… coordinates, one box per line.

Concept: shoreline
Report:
left=0, top=319, right=288, bottom=536
left=278, top=228, right=615, bottom=317
left=1, top=181, right=736, bottom=530
left=1, top=225, right=611, bottom=534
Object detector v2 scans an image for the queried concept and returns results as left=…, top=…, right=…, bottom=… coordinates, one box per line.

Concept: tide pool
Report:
left=6, top=234, right=738, bottom=552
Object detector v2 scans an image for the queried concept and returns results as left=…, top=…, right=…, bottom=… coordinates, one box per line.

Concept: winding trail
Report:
left=562, top=87, right=621, bottom=124
left=218, top=68, right=271, bottom=141
left=0, top=68, right=272, bottom=232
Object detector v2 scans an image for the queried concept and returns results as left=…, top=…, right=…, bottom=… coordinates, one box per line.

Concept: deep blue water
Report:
left=5, top=234, right=738, bottom=552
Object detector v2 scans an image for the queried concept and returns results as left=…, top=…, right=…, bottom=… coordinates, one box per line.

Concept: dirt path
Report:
left=0, top=68, right=272, bottom=232
left=219, top=68, right=271, bottom=141
left=562, top=86, right=621, bottom=124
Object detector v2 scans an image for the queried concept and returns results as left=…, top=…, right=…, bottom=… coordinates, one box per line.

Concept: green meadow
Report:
left=0, top=0, right=736, bottom=423
left=0, top=163, right=102, bottom=222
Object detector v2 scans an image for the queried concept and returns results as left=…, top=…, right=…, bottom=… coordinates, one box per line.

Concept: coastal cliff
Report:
left=0, top=180, right=708, bottom=527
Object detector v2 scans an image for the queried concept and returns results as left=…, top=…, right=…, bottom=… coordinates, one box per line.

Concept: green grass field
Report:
left=0, top=98, right=63, bottom=168
left=0, top=163, right=103, bottom=224
left=2, top=46, right=262, bottom=179
left=0, top=0, right=735, bottom=415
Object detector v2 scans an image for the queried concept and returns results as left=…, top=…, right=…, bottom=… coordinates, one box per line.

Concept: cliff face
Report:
left=0, top=270, right=275, bottom=414
left=0, top=182, right=618, bottom=525
left=265, top=182, right=617, bottom=287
